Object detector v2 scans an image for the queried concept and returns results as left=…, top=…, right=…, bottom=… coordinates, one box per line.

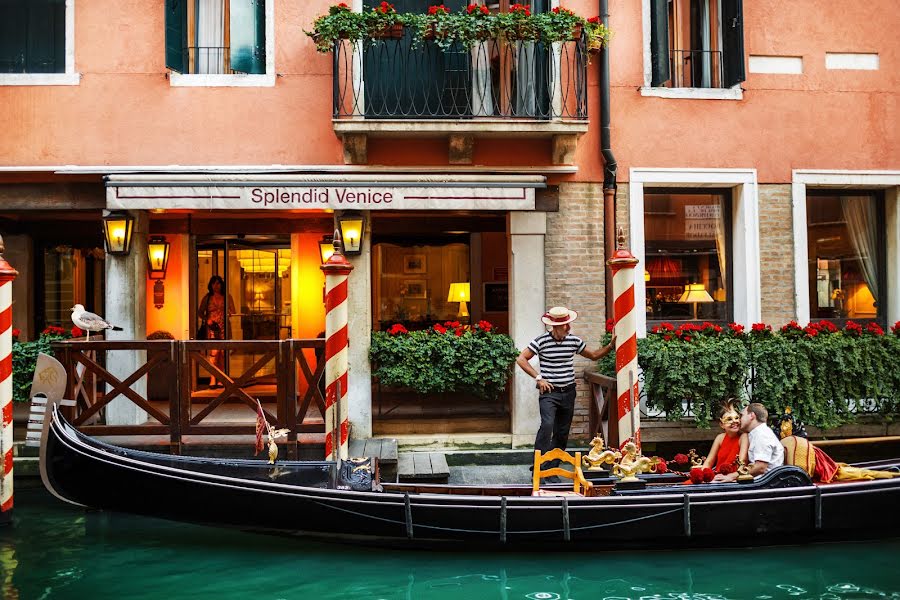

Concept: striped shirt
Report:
left=527, top=333, right=586, bottom=386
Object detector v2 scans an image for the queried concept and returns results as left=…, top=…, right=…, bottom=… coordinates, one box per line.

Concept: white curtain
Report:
left=197, top=0, right=226, bottom=74
left=470, top=41, right=494, bottom=116
left=714, top=196, right=727, bottom=298
left=699, top=0, right=711, bottom=88
left=841, top=195, right=880, bottom=304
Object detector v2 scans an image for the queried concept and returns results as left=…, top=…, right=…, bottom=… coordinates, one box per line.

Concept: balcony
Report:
left=331, top=33, right=590, bottom=165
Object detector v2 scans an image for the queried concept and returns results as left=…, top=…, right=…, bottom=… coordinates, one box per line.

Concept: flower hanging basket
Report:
left=375, top=22, right=405, bottom=39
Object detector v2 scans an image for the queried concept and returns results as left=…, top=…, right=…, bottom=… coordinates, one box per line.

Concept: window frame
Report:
left=640, top=0, right=743, bottom=100
left=792, top=171, right=900, bottom=328
left=0, top=0, right=79, bottom=86
left=629, top=167, right=761, bottom=336
left=168, top=0, right=275, bottom=88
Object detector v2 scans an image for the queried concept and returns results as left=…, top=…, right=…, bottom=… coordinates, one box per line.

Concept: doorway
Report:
left=193, top=235, right=292, bottom=386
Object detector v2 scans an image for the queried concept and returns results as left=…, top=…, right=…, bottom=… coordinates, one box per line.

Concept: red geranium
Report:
left=444, top=320, right=461, bottom=329
left=477, top=320, right=493, bottom=332
left=387, top=323, right=407, bottom=336
left=892, top=321, right=900, bottom=336
left=11, top=328, right=20, bottom=340
left=433, top=324, right=447, bottom=334
left=427, top=4, right=448, bottom=15
left=467, top=4, right=489, bottom=14
left=728, top=323, right=745, bottom=335
left=454, top=327, right=465, bottom=337
left=374, top=1, right=395, bottom=14
left=605, top=318, right=615, bottom=333
left=866, top=322, right=884, bottom=336
left=844, top=320, right=863, bottom=337
left=71, top=326, right=84, bottom=338
left=750, top=323, right=772, bottom=335
left=509, top=3, right=530, bottom=16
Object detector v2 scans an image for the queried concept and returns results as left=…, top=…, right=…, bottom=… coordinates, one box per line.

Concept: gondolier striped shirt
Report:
left=528, top=333, right=586, bottom=387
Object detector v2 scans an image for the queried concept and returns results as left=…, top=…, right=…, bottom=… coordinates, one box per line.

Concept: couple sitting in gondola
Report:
left=700, top=401, right=784, bottom=482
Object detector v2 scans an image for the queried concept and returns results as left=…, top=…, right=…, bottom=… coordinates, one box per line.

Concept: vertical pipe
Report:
left=600, top=0, right=618, bottom=321
left=0, top=235, right=19, bottom=522
left=607, top=228, right=641, bottom=449
left=321, top=230, right=353, bottom=461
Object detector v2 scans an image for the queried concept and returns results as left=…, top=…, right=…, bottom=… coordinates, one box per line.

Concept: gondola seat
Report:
left=532, top=449, right=594, bottom=497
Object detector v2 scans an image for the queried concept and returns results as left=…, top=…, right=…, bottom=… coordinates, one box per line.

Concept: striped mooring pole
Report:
left=606, top=227, right=641, bottom=450
left=320, top=229, right=353, bottom=462
left=0, top=235, right=18, bottom=523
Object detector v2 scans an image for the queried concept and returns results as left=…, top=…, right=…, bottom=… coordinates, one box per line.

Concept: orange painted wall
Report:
left=0, top=1, right=895, bottom=183
left=146, top=234, right=189, bottom=339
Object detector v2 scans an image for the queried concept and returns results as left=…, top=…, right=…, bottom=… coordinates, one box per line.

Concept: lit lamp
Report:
left=102, top=211, right=135, bottom=256
left=678, top=283, right=714, bottom=320
left=447, top=282, right=470, bottom=319
left=644, top=270, right=651, bottom=282
left=338, top=213, right=364, bottom=255
left=147, top=236, right=170, bottom=309
left=318, top=235, right=335, bottom=264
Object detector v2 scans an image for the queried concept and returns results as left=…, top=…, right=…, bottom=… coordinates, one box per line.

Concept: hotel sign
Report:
left=107, top=183, right=536, bottom=211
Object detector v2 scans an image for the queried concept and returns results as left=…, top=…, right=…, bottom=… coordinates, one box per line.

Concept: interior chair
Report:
left=532, top=448, right=594, bottom=497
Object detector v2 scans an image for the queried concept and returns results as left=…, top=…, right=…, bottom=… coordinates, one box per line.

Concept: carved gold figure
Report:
left=267, top=428, right=290, bottom=464
left=582, top=435, right=621, bottom=470
left=612, top=440, right=660, bottom=482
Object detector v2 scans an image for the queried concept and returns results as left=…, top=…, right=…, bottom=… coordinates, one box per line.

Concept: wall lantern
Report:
left=338, top=213, right=365, bottom=255
left=318, top=235, right=335, bottom=264
left=102, top=211, right=135, bottom=256
left=147, top=236, right=170, bottom=309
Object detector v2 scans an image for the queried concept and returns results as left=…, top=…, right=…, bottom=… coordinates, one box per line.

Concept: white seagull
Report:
left=71, top=304, right=123, bottom=341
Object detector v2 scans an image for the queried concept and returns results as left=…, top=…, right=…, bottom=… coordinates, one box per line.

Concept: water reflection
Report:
left=3, top=489, right=900, bottom=599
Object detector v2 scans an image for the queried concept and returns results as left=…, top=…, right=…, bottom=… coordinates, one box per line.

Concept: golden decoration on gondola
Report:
left=582, top=435, right=621, bottom=471
left=736, top=459, right=754, bottom=482
left=612, top=440, right=660, bottom=482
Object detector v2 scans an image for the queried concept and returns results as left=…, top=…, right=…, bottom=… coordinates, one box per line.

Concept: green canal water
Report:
left=2, top=489, right=899, bottom=600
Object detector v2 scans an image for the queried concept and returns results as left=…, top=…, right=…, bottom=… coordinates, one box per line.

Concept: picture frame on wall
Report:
left=403, top=254, right=426, bottom=274
left=403, top=279, right=427, bottom=299
left=483, top=281, right=508, bottom=312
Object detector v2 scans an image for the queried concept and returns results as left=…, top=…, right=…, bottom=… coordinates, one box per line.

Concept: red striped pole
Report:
left=0, top=236, right=19, bottom=520
left=606, top=227, right=641, bottom=450
left=320, top=229, right=353, bottom=461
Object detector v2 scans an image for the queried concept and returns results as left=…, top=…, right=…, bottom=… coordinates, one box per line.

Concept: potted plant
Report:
left=369, top=320, right=518, bottom=401
left=496, top=3, right=538, bottom=42
left=367, top=1, right=404, bottom=39
left=534, top=6, right=583, bottom=43
left=584, top=15, right=611, bottom=52
left=305, top=3, right=368, bottom=53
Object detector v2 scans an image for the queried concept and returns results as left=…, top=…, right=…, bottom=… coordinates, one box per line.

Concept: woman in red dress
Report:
left=703, top=401, right=749, bottom=479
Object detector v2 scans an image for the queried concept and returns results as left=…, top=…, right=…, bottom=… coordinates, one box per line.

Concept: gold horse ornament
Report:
left=612, top=441, right=660, bottom=482
left=581, top=435, right=621, bottom=471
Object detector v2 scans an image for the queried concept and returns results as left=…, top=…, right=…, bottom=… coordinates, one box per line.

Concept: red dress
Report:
left=713, top=434, right=741, bottom=473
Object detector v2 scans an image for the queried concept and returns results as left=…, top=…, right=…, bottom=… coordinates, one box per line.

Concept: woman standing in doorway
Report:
left=198, top=275, right=233, bottom=387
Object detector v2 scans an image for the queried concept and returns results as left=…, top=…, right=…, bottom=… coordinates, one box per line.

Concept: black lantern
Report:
left=338, top=213, right=364, bottom=255
left=102, top=211, right=135, bottom=256
left=318, top=234, right=335, bottom=264
left=147, top=236, right=170, bottom=279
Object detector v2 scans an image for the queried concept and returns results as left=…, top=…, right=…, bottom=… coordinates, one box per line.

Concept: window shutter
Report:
left=230, top=0, right=266, bottom=75
left=0, top=2, right=27, bottom=73
left=649, top=0, right=670, bottom=87
left=721, top=0, right=745, bottom=87
left=164, top=0, right=186, bottom=73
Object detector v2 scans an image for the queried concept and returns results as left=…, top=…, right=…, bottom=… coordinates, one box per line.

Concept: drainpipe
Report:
left=600, top=0, right=618, bottom=321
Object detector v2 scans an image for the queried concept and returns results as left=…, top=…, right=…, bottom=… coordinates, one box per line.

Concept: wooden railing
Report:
left=583, top=370, right=617, bottom=446
left=52, top=339, right=326, bottom=457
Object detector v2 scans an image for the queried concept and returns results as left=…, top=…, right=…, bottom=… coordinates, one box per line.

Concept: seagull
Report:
left=71, top=304, right=123, bottom=341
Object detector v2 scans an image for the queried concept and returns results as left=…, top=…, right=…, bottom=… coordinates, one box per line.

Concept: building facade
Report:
left=1, top=0, right=897, bottom=447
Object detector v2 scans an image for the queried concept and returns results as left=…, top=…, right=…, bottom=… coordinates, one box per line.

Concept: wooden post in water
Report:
left=0, top=235, right=19, bottom=523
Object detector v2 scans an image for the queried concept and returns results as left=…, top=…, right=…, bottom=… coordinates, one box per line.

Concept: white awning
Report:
left=106, top=173, right=544, bottom=211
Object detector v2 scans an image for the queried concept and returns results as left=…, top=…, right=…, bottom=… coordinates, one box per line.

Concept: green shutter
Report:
left=0, top=1, right=27, bottom=73
left=230, top=0, right=266, bottom=74
left=165, top=0, right=186, bottom=73
left=649, top=0, right=670, bottom=87
left=721, top=0, right=745, bottom=87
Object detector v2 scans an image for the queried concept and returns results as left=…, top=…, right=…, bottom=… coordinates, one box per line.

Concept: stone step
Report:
left=398, top=451, right=449, bottom=484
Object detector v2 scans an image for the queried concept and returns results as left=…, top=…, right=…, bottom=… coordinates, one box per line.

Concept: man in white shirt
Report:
left=719, top=403, right=784, bottom=482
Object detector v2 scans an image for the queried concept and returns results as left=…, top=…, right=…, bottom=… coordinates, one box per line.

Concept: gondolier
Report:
left=516, top=306, right=616, bottom=477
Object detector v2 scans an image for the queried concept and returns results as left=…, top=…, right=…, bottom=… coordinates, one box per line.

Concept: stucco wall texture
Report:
left=0, top=1, right=897, bottom=182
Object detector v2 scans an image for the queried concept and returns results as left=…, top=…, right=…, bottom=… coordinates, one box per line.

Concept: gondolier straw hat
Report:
left=541, top=306, right=578, bottom=326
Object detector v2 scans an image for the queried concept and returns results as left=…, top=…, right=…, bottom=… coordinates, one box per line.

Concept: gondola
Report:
left=40, top=403, right=900, bottom=550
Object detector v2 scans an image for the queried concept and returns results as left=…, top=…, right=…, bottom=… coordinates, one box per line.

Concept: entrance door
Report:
left=194, top=236, right=292, bottom=385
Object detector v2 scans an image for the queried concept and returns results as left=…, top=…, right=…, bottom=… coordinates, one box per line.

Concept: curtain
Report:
left=470, top=41, right=493, bottom=116
left=841, top=195, right=879, bottom=304
left=699, top=0, right=711, bottom=88
left=714, top=196, right=727, bottom=299
left=197, top=0, right=226, bottom=74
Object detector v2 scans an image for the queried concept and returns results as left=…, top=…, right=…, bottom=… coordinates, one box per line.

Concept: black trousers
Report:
left=534, top=385, right=577, bottom=459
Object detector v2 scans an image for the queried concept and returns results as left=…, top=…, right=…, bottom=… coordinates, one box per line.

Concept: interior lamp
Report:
left=447, top=282, right=471, bottom=319
left=644, top=270, right=651, bottom=282
left=677, top=283, right=714, bottom=320
left=338, top=213, right=364, bottom=255
left=102, top=211, right=135, bottom=256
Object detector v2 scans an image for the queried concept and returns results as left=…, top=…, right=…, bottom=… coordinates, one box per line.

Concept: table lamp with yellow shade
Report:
left=447, top=282, right=470, bottom=319
left=678, top=283, right=714, bottom=320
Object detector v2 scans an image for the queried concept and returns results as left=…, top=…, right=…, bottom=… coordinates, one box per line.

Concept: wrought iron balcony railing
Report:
left=333, top=32, right=588, bottom=120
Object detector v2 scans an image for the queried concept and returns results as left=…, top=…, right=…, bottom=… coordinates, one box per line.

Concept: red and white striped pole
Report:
left=607, top=227, right=641, bottom=450
left=320, top=229, right=353, bottom=462
left=0, top=235, right=19, bottom=522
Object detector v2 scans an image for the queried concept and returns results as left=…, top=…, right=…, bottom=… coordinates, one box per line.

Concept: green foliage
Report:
left=596, top=320, right=900, bottom=429
left=369, top=321, right=518, bottom=400
left=12, top=329, right=72, bottom=402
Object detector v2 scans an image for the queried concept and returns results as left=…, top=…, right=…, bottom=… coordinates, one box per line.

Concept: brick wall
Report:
left=758, top=184, right=797, bottom=326
left=544, top=182, right=606, bottom=440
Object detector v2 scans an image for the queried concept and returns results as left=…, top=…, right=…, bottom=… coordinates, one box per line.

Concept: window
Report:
left=644, top=191, right=732, bottom=324
left=165, top=0, right=268, bottom=77
left=806, top=192, right=885, bottom=323
left=0, top=0, right=77, bottom=85
left=38, top=244, right=105, bottom=333
left=647, top=0, right=745, bottom=91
